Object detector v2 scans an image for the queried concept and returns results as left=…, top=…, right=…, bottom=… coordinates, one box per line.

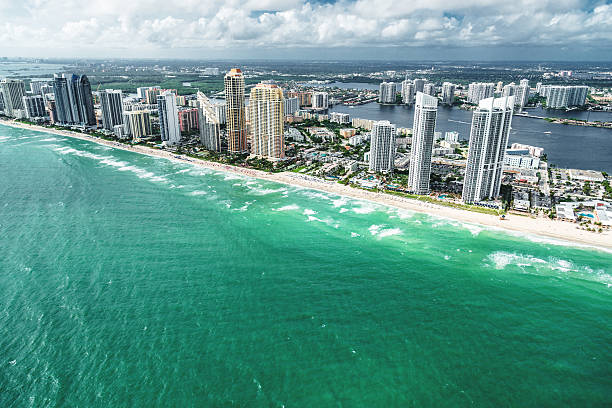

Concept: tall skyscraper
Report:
left=177, top=108, right=199, bottom=133
left=462, top=96, right=515, bottom=204
left=99, top=89, right=124, bottom=130
left=413, top=78, right=426, bottom=93
left=22, top=95, right=46, bottom=119
left=249, top=83, right=285, bottom=159
left=467, top=82, right=495, bottom=104
left=408, top=92, right=438, bottom=194
left=311, top=92, right=329, bottom=110
left=379, top=82, right=397, bottom=103
left=224, top=69, right=248, bottom=153
left=401, top=80, right=415, bottom=105
left=51, top=74, right=95, bottom=126
left=0, top=79, right=27, bottom=117
left=520, top=79, right=529, bottom=88
left=196, top=91, right=221, bottom=152
left=441, top=82, right=455, bottom=105
left=368, top=120, right=396, bottom=173
left=157, top=91, right=181, bottom=145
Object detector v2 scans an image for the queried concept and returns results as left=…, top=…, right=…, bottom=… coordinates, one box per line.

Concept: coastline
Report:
left=2, top=119, right=611, bottom=252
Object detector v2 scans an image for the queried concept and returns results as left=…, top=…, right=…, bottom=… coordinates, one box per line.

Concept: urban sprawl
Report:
left=1, top=64, right=611, bottom=234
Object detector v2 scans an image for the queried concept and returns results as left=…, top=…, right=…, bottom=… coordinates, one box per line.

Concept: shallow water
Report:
left=1, top=124, right=611, bottom=407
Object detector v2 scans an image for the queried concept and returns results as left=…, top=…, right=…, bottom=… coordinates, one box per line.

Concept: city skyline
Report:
left=1, top=1, right=612, bottom=61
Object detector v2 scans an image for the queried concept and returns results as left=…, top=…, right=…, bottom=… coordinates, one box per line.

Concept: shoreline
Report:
left=2, top=119, right=611, bottom=252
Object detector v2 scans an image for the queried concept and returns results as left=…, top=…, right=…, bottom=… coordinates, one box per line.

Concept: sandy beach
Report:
left=2, top=119, right=611, bottom=251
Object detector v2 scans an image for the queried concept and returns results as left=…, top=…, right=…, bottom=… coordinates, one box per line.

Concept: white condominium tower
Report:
left=123, top=110, right=151, bottom=140
left=467, top=82, right=495, bottom=104
left=368, top=120, right=396, bottom=173
left=249, top=83, right=285, bottom=159
left=408, top=92, right=438, bottom=194
left=539, top=85, right=588, bottom=108
left=442, top=82, right=455, bottom=105
left=423, top=83, right=435, bottom=96
left=311, top=92, right=329, bottom=110
left=99, top=89, right=124, bottom=130
left=401, top=80, right=415, bottom=105
left=224, top=68, right=248, bottom=153
left=157, top=91, right=181, bottom=145
left=0, top=79, right=27, bottom=117
left=462, top=96, right=515, bottom=204
left=379, top=82, right=397, bottom=104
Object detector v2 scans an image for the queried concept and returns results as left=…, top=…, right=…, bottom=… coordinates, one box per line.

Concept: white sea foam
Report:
left=352, top=203, right=378, bottom=214
left=303, top=209, right=317, bottom=216
left=302, top=190, right=332, bottom=201
left=190, top=190, right=207, bottom=196
left=273, top=204, right=299, bottom=212
left=378, top=228, right=402, bottom=238
left=331, top=197, right=350, bottom=207
left=368, top=225, right=381, bottom=235
left=351, top=232, right=360, bottom=237
left=339, top=208, right=349, bottom=213
left=247, top=186, right=287, bottom=196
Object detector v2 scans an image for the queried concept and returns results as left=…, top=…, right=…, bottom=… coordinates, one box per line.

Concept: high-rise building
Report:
left=442, top=82, right=455, bottom=105
left=99, top=89, right=124, bottom=130
left=520, top=79, right=529, bottom=88
left=467, top=82, right=495, bottom=104
left=379, top=82, right=397, bottom=104
left=413, top=78, right=426, bottom=93
left=368, top=120, right=396, bottom=173
left=311, top=91, right=329, bottom=110
left=401, top=80, right=415, bottom=105
left=22, top=95, right=46, bottom=119
left=408, top=92, right=438, bottom=194
left=541, top=85, right=588, bottom=108
left=177, top=107, right=199, bottom=133
left=502, top=83, right=516, bottom=97
left=462, top=96, right=515, bottom=204
left=29, top=80, right=50, bottom=95
left=249, top=83, right=285, bottom=159
left=423, top=83, right=436, bottom=97
left=286, top=91, right=312, bottom=107
left=0, top=79, right=26, bottom=117
left=283, top=97, right=299, bottom=116
left=514, top=85, right=530, bottom=110
left=197, top=91, right=222, bottom=152
left=224, top=69, right=248, bottom=153
left=51, top=74, right=95, bottom=126
left=123, top=110, right=151, bottom=140
left=157, top=91, right=181, bottom=145
left=445, top=131, right=459, bottom=143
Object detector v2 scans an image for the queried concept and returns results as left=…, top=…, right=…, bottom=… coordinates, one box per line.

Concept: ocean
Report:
left=1, top=124, right=611, bottom=407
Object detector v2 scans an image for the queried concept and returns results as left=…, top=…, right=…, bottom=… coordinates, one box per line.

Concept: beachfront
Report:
left=2, top=119, right=611, bottom=251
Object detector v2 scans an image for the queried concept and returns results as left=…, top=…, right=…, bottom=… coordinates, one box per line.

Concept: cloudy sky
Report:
left=1, top=0, right=611, bottom=60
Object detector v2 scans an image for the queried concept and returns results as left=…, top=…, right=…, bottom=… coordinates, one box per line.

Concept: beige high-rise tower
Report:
left=224, top=69, right=248, bottom=153
left=249, top=83, right=285, bottom=159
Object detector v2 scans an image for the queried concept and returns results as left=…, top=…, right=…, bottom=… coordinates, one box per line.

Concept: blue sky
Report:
left=1, top=0, right=611, bottom=60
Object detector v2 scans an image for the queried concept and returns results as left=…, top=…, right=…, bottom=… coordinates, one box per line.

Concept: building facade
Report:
left=249, top=83, right=285, bottom=159
left=99, top=89, right=124, bottom=130
left=224, top=69, right=248, bottom=153
left=157, top=91, right=181, bottom=145
left=368, top=120, right=396, bottom=173
left=311, top=92, right=329, bottom=110
left=0, top=79, right=27, bottom=117
left=379, top=82, right=397, bottom=104
left=408, top=92, right=438, bottom=194
left=462, top=96, right=515, bottom=204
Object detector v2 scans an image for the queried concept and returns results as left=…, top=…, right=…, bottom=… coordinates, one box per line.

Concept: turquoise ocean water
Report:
left=1, top=124, right=611, bottom=407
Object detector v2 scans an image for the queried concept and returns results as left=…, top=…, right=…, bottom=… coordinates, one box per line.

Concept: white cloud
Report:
left=1, top=0, right=611, bottom=57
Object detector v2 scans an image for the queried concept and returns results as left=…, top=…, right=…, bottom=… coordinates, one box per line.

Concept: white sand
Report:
left=3, top=119, right=611, bottom=252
